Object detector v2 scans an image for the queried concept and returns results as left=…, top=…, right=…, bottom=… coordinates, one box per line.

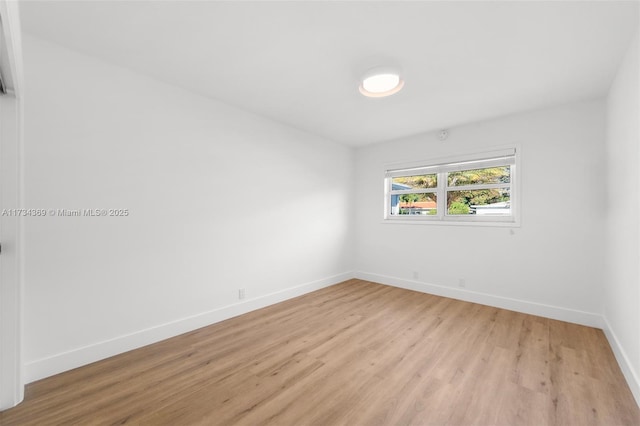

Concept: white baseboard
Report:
left=602, top=317, right=640, bottom=407
left=355, top=271, right=603, bottom=328
left=24, top=271, right=354, bottom=384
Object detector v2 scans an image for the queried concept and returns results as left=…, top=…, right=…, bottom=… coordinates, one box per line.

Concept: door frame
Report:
left=0, top=0, right=24, bottom=410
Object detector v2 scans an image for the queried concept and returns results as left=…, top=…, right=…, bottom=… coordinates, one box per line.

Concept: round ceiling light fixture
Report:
left=359, top=69, right=404, bottom=98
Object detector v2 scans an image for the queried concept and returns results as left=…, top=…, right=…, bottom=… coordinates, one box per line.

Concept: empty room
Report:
left=0, top=0, right=639, bottom=425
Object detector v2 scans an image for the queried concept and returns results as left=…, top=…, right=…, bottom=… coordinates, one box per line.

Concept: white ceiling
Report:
left=20, top=1, right=639, bottom=146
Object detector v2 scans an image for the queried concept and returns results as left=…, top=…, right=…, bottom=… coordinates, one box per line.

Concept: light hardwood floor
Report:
left=1, top=279, right=638, bottom=425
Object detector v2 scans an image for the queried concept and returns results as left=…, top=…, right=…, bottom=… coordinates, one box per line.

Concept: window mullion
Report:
left=446, top=183, right=511, bottom=192
left=390, top=189, right=438, bottom=195
left=437, top=171, right=445, bottom=219
left=384, top=177, right=391, bottom=218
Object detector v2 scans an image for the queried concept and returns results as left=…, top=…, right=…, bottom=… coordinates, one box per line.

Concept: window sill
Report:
left=381, top=218, right=520, bottom=227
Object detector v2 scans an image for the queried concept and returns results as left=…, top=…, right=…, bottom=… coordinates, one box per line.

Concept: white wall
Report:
left=604, top=30, right=640, bottom=403
left=355, top=100, right=606, bottom=326
left=22, top=34, right=354, bottom=381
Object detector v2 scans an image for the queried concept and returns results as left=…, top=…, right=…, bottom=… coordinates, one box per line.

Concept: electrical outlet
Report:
left=458, top=279, right=466, bottom=288
left=238, top=288, right=246, bottom=300
left=412, top=271, right=419, bottom=280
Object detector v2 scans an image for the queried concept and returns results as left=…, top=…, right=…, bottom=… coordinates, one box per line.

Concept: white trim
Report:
left=0, top=96, right=23, bottom=410
left=24, top=271, right=354, bottom=384
left=602, top=316, right=640, bottom=407
left=0, top=0, right=24, bottom=411
left=354, top=271, right=603, bottom=328
left=380, top=219, right=519, bottom=227
left=391, top=189, right=437, bottom=195
left=446, top=182, right=510, bottom=192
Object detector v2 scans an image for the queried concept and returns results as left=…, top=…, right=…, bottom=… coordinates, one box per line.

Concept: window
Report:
left=385, top=149, right=517, bottom=224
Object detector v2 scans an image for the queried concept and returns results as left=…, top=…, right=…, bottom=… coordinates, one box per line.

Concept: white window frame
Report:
left=383, top=148, right=519, bottom=226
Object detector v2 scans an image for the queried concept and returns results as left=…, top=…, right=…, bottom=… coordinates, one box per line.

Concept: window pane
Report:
left=392, top=174, right=437, bottom=190
left=390, top=193, right=437, bottom=216
left=447, top=188, right=511, bottom=216
left=447, top=166, right=510, bottom=187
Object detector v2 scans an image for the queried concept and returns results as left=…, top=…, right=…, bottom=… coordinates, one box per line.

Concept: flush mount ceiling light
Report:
left=359, top=69, right=404, bottom=98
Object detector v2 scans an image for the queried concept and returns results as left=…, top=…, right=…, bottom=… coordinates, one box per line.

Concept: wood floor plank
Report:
left=1, top=279, right=638, bottom=426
